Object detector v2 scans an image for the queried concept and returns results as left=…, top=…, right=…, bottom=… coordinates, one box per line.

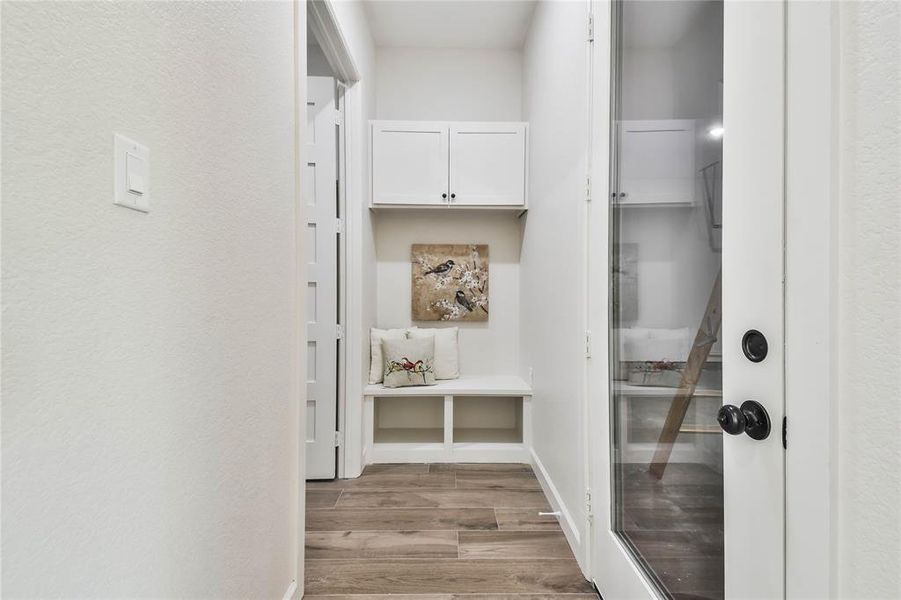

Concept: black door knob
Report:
left=442, top=193, right=447, bottom=199
left=717, top=400, right=771, bottom=440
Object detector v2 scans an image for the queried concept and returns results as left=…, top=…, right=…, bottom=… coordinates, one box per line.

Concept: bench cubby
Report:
left=363, top=375, right=532, bottom=464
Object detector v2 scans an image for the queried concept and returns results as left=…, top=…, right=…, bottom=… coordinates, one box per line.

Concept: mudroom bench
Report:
left=363, top=375, right=533, bottom=464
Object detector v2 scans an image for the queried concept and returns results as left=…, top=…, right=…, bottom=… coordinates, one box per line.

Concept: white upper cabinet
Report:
left=617, top=120, right=696, bottom=206
left=449, top=123, right=527, bottom=206
left=371, top=121, right=449, bottom=205
left=370, top=120, right=528, bottom=209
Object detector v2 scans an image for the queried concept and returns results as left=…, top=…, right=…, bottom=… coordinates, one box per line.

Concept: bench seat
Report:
left=364, top=374, right=532, bottom=397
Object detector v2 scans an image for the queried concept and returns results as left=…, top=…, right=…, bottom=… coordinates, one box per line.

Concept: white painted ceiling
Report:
left=363, top=0, right=538, bottom=49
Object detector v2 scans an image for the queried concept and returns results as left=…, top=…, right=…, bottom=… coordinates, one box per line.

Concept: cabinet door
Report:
left=618, top=120, right=695, bottom=206
left=371, top=121, right=449, bottom=205
left=449, top=123, right=527, bottom=206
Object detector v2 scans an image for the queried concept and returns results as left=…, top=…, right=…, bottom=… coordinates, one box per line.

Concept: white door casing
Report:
left=305, top=76, right=338, bottom=480
left=371, top=121, right=449, bottom=206
left=721, top=2, right=785, bottom=597
left=449, top=122, right=527, bottom=206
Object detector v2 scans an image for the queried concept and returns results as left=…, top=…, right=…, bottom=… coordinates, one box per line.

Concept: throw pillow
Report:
left=409, top=327, right=460, bottom=380
left=381, top=336, right=437, bottom=388
left=369, top=327, right=416, bottom=384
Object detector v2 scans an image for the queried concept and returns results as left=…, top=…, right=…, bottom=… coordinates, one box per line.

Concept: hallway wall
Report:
left=1, top=2, right=298, bottom=597
left=835, top=1, right=901, bottom=597
left=520, top=0, right=590, bottom=571
left=375, top=47, right=523, bottom=121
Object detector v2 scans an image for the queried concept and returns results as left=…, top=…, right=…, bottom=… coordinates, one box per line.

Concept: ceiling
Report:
left=363, top=0, right=538, bottom=50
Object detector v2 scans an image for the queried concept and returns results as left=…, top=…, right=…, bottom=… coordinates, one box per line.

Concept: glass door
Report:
left=610, top=1, right=725, bottom=598
left=594, top=1, right=786, bottom=599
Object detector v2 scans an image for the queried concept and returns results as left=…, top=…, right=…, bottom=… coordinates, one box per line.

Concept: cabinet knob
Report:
left=450, top=193, right=456, bottom=199
left=442, top=193, right=447, bottom=199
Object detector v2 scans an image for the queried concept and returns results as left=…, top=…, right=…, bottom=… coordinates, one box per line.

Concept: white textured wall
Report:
left=375, top=212, right=522, bottom=376
left=520, top=0, right=589, bottom=570
left=375, top=47, right=523, bottom=121
left=836, top=1, right=901, bottom=597
left=1, top=2, right=298, bottom=597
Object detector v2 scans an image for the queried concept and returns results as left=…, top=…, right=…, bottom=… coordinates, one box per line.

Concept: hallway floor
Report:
left=304, top=463, right=597, bottom=598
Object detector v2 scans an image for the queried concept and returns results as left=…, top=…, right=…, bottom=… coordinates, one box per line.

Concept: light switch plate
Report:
left=114, top=133, right=150, bottom=213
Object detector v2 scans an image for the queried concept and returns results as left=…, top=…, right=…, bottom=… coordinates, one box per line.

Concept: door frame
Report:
left=585, top=0, right=837, bottom=597
left=307, top=0, right=361, bottom=480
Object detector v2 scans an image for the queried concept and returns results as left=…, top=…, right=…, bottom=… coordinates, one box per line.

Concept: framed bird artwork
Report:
left=411, top=244, right=489, bottom=321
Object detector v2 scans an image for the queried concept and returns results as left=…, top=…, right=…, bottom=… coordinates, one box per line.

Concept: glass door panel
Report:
left=610, top=1, right=725, bottom=599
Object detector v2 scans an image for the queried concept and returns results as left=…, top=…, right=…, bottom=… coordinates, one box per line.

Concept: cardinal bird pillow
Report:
left=381, top=336, right=437, bottom=388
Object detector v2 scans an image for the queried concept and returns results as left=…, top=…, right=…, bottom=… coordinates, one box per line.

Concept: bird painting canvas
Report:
left=411, top=244, right=488, bottom=322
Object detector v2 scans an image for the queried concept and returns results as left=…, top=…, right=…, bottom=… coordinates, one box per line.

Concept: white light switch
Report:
left=126, top=153, right=146, bottom=194
left=114, top=134, right=150, bottom=213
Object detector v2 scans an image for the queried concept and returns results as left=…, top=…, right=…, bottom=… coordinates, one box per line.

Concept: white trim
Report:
left=335, top=81, right=348, bottom=479
left=342, top=79, right=366, bottom=480
left=307, top=0, right=360, bottom=83
left=531, top=449, right=586, bottom=576
left=282, top=580, right=298, bottom=600
left=784, top=2, right=838, bottom=598
left=587, top=0, right=658, bottom=597
left=293, top=1, right=308, bottom=596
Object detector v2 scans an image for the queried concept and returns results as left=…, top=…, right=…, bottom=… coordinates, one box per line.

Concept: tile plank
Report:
left=336, top=489, right=551, bottom=510
left=309, top=471, right=456, bottom=491
left=307, top=490, right=341, bottom=509
left=304, top=559, right=594, bottom=595
left=430, top=463, right=533, bottom=473
left=307, top=508, right=498, bottom=532
left=494, top=509, right=562, bottom=531
left=303, top=596, right=452, bottom=600
left=458, top=531, right=572, bottom=560
left=306, top=530, right=458, bottom=559
left=455, top=472, right=542, bottom=490
left=363, top=463, right=431, bottom=475
left=304, top=594, right=598, bottom=600
left=452, top=595, right=599, bottom=599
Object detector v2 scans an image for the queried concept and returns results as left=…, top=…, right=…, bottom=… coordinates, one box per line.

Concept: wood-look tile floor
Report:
left=304, top=463, right=597, bottom=599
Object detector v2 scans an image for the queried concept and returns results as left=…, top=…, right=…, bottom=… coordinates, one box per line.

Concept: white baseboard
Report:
left=530, top=448, right=588, bottom=576
left=282, top=579, right=298, bottom=600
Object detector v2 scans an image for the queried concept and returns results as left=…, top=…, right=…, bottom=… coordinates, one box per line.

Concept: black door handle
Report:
left=717, top=400, right=771, bottom=440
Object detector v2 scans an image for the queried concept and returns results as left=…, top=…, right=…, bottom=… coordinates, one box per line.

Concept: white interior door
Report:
left=371, top=121, right=449, bottom=206
left=590, top=1, right=785, bottom=598
left=449, top=122, right=527, bottom=206
left=305, top=76, right=338, bottom=480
